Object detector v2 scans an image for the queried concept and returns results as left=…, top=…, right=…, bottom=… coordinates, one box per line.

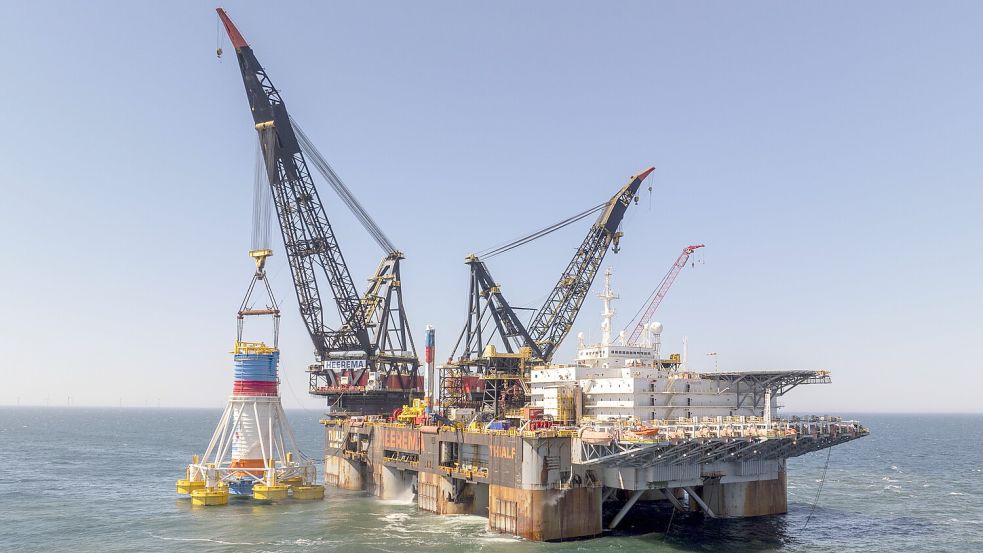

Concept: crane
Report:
left=624, top=244, right=704, bottom=346
left=526, top=168, right=653, bottom=362
left=444, top=167, right=653, bottom=414
left=217, top=9, right=420, bottom=414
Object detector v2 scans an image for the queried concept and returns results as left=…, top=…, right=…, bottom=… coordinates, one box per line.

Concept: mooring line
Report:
left=663, top=505, right=677, bottom=541
left=803, top=445, right=833, bottom=530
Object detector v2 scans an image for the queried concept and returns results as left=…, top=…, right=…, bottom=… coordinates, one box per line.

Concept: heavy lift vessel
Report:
left=212, top=10, right=868, bottom=541
left=218, top=9, right=421, bottom=414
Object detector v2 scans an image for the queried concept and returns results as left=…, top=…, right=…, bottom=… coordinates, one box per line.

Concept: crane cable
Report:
left=252, top=128, right=276, bottom=251
left=290, top=116, right=397, bottom=254
left=622, top=281, right=662, bottom=336
left=478, top=202, right=606, bottom=259
left=215, top=12, right=224, bottom=59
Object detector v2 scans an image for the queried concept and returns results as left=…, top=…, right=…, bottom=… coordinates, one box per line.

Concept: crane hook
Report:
left=215, top=11, right=224, bottom=60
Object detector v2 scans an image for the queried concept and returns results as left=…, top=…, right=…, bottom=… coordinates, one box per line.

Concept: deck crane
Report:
left=624, top=244, right=704, bottom=346
left=444, top=168, right=654, bottom=415
left=217, top=9, right=420, bottom=414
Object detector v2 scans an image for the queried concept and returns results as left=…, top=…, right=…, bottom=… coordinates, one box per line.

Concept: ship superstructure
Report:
left=531, top=269, right=830, bottom=423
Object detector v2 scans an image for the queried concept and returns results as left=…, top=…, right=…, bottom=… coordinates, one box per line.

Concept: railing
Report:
left=438, top=463, right=490, bottom=480
left=323, top=414, right=866, bottom=444
left=598, top=418, right=868, bottom=444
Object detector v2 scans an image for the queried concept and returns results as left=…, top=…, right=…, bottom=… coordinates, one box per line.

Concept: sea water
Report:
left=1, top=408, right=980, bottom=552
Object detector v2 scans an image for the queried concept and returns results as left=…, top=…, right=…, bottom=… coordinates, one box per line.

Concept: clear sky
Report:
left=1, top=1, right=980, bottom=413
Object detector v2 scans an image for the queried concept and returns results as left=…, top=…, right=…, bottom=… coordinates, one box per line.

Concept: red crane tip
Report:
left=216, top=7, right=249, bottom=50
left=636, top=166, right=656, bottom=181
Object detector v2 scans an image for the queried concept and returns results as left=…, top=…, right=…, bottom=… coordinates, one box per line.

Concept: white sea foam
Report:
left=479, top=531, right=523, bottom=543
left=149, top=533, right=266, bottom=546
left=376, top=485, right=417, bottom=505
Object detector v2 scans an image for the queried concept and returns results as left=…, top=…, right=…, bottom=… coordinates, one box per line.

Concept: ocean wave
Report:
left=149, top=533, right=268, bottom=546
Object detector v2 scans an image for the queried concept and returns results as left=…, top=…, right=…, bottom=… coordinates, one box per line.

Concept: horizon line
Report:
left=2, top=404, right=982, bottom=415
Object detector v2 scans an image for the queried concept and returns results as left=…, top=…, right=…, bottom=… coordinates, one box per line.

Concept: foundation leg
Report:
left=609, top=490, right=644, bottom=529
left=683, top=486, right=717, bottom=518
left=664, top=488, right=686, bottom=511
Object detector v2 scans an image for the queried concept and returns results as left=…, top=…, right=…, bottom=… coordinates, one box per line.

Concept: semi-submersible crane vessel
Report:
left=199, top=8, right=869, bottom=541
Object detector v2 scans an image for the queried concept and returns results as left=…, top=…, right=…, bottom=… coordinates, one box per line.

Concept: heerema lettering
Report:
left=324, top=359, right=367, bottom=370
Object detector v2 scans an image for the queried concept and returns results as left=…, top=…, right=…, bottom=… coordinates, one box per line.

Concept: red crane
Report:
left=626, top=244, right=705, bottom=345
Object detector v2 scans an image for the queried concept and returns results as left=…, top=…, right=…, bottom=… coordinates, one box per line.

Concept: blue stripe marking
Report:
left=233, top=352, right=279, bottom=382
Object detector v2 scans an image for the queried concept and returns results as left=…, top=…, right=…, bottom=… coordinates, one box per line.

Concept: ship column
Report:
left=697, top=466, right=789, bottom=517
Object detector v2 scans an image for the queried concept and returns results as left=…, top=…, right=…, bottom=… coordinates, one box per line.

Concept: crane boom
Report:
left=217, top=10, right=421, bottom=414
left=626, top=243, right=704, bottom=345
left=527, top=167, right=653, bottom=363
left=444, top=167, right=652, bottom=415
left=218, top=8, right=369, bottom=358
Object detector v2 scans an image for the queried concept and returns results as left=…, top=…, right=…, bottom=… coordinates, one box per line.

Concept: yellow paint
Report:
left=253, top=484, right=289, bottom=501
left=191, top=486, right=229, bottom=506
left=481, top=345, right=532, bottom=361
left=176, top=479, right=205, bottom=495
left=255, top=121, right=275, bottom=130
left=284, top=476, right=303, bottom=487
left=396, top=398, right=427, bottom=423
left=291, top=485, right=325, bottom=500
left=233, top=341, right=277, bottom=355
left=249, top=248, right=273, bottom=270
